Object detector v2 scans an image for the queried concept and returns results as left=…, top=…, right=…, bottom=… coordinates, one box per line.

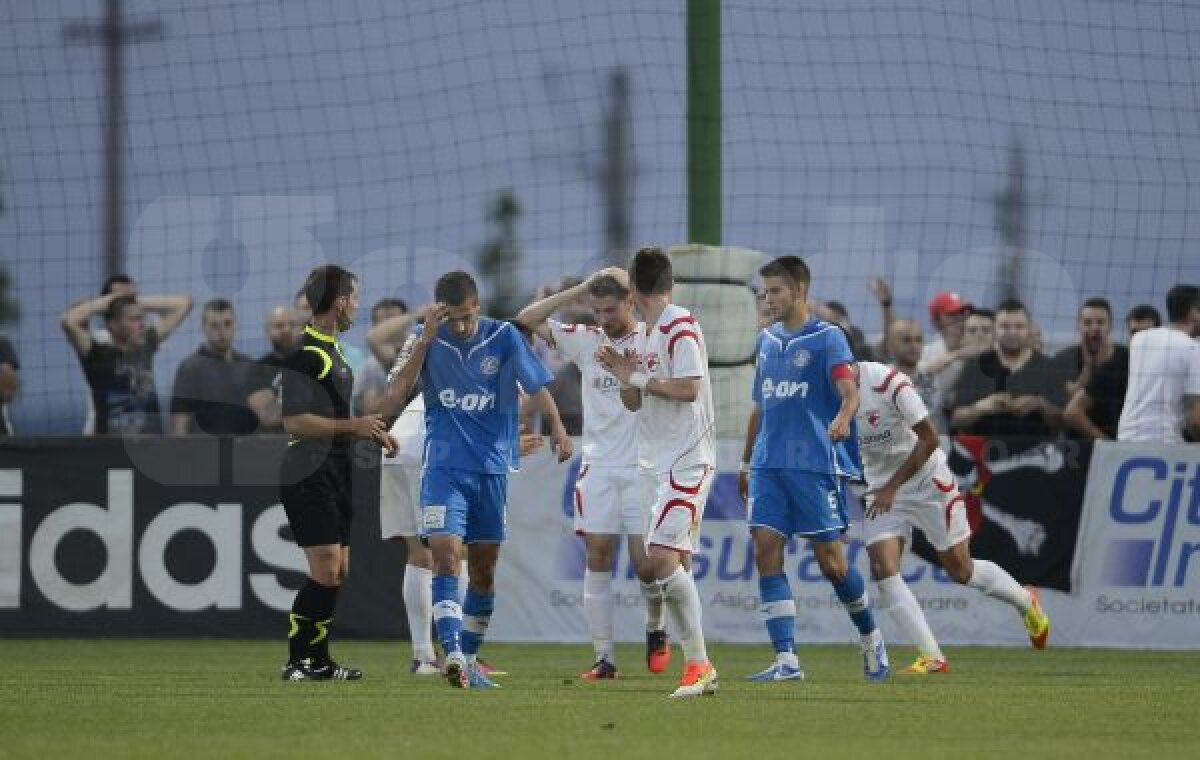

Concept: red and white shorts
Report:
left=641, top=465, right=715, bottom=554
left=862, top=459, right=970, bottom=552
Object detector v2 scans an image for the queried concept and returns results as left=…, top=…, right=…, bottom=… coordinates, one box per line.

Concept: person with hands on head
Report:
left=517, top=265, right=672, bottom=681
left=278, top=265, right=395, bottom=683
left=383, top=270, right=570, bottom=690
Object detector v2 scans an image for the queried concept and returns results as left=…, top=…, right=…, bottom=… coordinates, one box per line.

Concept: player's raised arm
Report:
left=382, top=304, right=447, bottom=418
left=515, top=278, right=589, bottom=343
left=366, top=307, right=424, bottom=367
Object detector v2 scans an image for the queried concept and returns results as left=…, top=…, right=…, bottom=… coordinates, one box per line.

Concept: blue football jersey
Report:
left=750, top=318, right=863, bottom=477
left=418, top=318, right=552, bottom=474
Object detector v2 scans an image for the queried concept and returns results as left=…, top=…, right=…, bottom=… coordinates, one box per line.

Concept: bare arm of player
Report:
left=514, top=279, right=592, bottom=343
left=138, top=294, right=194, bottom=342
left=60, top=293, right=116, bottom=357
left=829, top=373, right=859, bottom=441
left=597, top=344, right=700, bottom=403
left=739, top=405, right=761, bottom=503
left=1063, top=387, right=1109, bottom=441
left=366, top=306, right=429, bottom=367
left=380, top=304, right=447, bottom=419
left=528, top=386, right=574, bottom=462
left=864, top=417, right=940, bottom=518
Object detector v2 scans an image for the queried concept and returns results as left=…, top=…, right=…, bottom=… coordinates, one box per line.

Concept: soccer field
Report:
left=4, top=641, right=1197, bottom=759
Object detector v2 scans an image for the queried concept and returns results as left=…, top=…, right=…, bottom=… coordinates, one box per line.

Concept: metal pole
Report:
left=687, top=0, right=721, bottom=245
left=103, top=0, right=124, bottom=282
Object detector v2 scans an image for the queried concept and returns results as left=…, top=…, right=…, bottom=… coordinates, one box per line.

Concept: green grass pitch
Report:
left=4, top=641, right=1197, bottom=759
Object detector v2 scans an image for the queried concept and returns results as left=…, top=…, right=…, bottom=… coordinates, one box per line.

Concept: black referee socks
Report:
left=287, top=578, right=340, bottom=665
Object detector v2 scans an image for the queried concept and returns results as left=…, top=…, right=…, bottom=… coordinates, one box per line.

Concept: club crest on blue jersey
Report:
left=792, top=349, right=811, bottom=368
left=479, top=355, right=500, bottom=375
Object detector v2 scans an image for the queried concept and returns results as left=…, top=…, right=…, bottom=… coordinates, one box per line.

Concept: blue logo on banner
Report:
left=1104, top=456, right=1200, bottom=587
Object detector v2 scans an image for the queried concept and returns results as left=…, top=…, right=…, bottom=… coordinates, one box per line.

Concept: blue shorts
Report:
left=419, top=467, right=508, bottom=544
left=748, top=469, right=848, bottom=542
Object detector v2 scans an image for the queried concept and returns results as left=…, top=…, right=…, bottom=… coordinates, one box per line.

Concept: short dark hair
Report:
left=1165, top=284, right=1199, bottom=323
left=105, top=294, right=138, bottom=323
left=1079, top=297, right=1112, bottom=319
left=101, top=274, right=134, bottom=295
left=759, top=255, right=812, bottom=288
left=996, top=298, right=1029, bottom=317
left=372, top=297, right=408, bottom=316
left=587, top=274, right=630, bottom=300
left=434, top=271, right=478, bottom=306
left=968, top=306, right=996, bottom=321
left=1126, top=304, right=1162, bottom=327
left=303, top=265, right=357, bottom=315
left=203, top=298, right=234, bottom=317
left=629, top=247, right=673, bottom=295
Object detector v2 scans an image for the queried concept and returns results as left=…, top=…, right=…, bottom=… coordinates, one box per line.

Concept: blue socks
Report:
left=431, top=574, right=462, bottom=655
left=462, top=588, right=495, bottom=658
left=830, top=566, right=877, bottom=635
left=758, top=574, right=797, bottom=655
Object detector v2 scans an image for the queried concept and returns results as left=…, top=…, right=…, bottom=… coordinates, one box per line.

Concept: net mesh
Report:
left=1, top=0, right=1198, bottom=433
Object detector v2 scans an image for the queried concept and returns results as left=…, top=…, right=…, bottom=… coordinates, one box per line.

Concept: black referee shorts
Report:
left=280, top=445, right=354, bottom=548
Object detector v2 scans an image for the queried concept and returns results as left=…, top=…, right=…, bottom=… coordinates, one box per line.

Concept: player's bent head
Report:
left=434, top=270, right=479, bottom=307
left=629, top=247, right=673, bottom=295
left=303, top=265, right=358, bottom=316
left=759, top=255, right=811, bottom=292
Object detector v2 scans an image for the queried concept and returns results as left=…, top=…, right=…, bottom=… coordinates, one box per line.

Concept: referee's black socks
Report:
left=288, top=578, right=340, bottom=665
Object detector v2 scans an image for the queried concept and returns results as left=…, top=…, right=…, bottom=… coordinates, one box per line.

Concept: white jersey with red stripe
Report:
left=547, top=320, right=641, bottom=468
left=633, top=303, right=716, bottom=474
left=854, top=360, right=946, bottom=492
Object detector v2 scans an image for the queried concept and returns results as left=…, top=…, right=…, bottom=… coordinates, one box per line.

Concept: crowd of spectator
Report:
left=0, top=269, right=1195, bottom=446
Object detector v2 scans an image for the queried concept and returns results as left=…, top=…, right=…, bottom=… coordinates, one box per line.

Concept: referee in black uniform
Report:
left=280, top=265, right=395, bottom=681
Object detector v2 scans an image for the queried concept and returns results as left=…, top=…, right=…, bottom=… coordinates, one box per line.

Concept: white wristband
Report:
left=629, top=371, right=649, bottom=390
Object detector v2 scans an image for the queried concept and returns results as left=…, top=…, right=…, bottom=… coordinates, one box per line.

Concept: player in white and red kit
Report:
left=855, top=360, right=1051, bottom=673
left=516, top=268, right=670, bottom=680
left=599, top=248, right=718, bottom=699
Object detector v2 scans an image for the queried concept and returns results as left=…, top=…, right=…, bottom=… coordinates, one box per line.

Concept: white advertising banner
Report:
left=490, top=441, right=1199, bottom=649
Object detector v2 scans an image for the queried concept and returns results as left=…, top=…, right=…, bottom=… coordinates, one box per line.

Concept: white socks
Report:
left=876, top=574, right=943, bottom=661
left=640, top=580, right=666, bottom=633
left=661, top=566, right=708, bottom=664
left=584, top=570, right=615, bottom=663
left=967, top=560, right=1032, bottom=613
left=403, top=564, right=435, bottom=663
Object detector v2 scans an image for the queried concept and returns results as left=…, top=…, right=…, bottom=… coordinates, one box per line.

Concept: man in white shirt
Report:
left=1118, top=285, right=1200, bottom=442
left=516, top=267, right=668, bottom=681
left=599, top=247, right=718, bottom=699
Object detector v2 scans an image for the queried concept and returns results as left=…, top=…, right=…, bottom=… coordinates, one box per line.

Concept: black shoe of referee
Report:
left=281, top=658, right=364, bottom=681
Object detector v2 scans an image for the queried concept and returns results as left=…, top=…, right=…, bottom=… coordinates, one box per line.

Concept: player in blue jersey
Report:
left=384, top=271, right=573, bottom=689
left=739, top=255, right=890, bottom=682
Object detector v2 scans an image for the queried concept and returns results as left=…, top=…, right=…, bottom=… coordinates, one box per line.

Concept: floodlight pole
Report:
left=64, top=0, right=162, bottom=282
left=687, top=0, right=721, bottom=246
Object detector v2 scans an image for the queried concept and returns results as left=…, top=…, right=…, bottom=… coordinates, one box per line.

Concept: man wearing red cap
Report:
left=917, top=292, right=988, bottom=429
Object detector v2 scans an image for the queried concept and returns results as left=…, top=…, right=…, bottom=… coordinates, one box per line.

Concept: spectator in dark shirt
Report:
left=0, top=334, right=18, bottom=435
left=169, top=299, right=261, bottom=435
left=247, top=305, right=299, bottom=432
left=1051, top=298, right=1125, bottom=401
left=1065, top=304, right=1162, bottom=440
left=949, top=299, right=1066, bottom=438
left=62, top=292, right=192, bottom=434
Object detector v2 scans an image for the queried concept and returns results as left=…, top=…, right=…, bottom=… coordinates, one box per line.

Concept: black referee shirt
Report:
left=282, top=324, right=355, bottom=453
